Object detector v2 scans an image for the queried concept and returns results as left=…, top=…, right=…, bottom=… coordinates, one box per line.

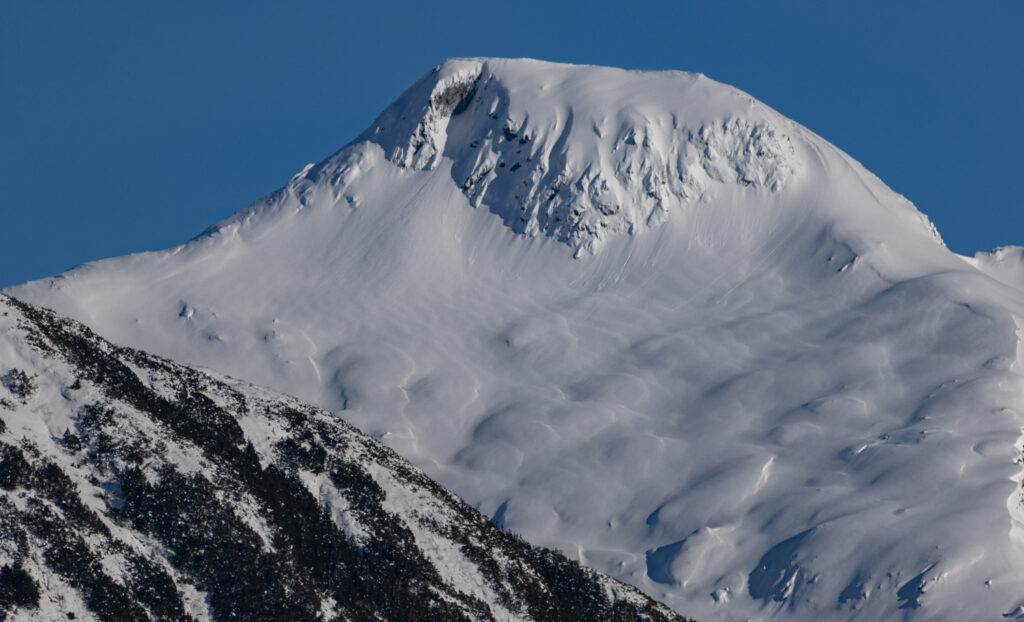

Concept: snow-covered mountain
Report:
left=0, top=294, right=687, bottom=622
left=8, top=58, right=1024, bottom=620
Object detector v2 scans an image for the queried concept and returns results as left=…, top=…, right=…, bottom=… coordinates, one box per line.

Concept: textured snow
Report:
left=362, top=59, right=797, bottom=253
left=0, top=308, right=215, bottom=622
left=367, top=461, right=519, bottom=622
left=965, top=246, right=1024, bottom=293
left=9, top=58, right=1024, bottom=620
left=2, top=296, right=678, bottom=621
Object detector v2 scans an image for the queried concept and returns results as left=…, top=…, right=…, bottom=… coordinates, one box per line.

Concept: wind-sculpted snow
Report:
left=0, top=296, right=687, bottom=622
left=8, top=58, right=1024, bottom=621
left=966, top=246, right=1024, bottom=293
left=361, top=59, right=797, bottom=253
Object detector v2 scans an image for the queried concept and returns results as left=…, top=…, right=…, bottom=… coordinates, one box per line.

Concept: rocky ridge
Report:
left=0, top=294, right=690, bottom=622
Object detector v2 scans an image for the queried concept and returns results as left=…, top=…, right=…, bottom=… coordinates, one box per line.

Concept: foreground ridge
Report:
left=0, top=294, right=690, bottom=622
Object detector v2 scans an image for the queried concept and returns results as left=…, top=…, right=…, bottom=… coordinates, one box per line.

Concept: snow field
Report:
left=9, top=58, right=1024, bottom=620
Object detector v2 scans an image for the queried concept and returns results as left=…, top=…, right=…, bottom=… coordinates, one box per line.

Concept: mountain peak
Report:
left=9, top=59, right=1009, bottom=622
left=355, top=58, right=801, bottom=253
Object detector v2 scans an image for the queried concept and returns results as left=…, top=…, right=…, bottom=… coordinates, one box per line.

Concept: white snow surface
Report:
left=9, top=58, right=1024, bottom=620
left=965, top=246, right=1024, bottom=294
left=1, top=295, right=677, bottom=621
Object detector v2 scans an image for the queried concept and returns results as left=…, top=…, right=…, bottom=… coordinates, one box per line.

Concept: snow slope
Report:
left=0, top=294, right=685, bottom=622
left=9, top=58, right=1024, bottom=620
left=965, top=246, right=1024, bottom=294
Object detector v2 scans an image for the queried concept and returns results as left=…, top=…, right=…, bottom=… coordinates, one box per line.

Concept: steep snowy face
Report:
left=359, top=58, right=798, bottom=253
left=8, top=59, right=1024, bottom=622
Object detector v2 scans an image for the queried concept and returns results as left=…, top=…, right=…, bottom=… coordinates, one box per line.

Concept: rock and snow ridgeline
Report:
left=0, top=294, right=689, bottom=622
left=358, top=59, right=798, bottom=253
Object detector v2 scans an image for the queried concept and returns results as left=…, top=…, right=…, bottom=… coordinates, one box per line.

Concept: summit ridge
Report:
left=358, top=58, right=800, bottom=252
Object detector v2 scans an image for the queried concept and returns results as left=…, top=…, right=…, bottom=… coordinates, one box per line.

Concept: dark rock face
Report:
left=0, top=295, right=692, bottom=622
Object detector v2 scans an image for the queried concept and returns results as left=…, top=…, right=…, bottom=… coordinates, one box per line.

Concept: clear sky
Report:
left=2, top=1, right=1022, bottom=287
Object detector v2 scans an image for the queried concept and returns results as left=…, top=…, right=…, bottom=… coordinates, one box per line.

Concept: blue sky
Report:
left=2, top=1, right=1022, bottom=287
